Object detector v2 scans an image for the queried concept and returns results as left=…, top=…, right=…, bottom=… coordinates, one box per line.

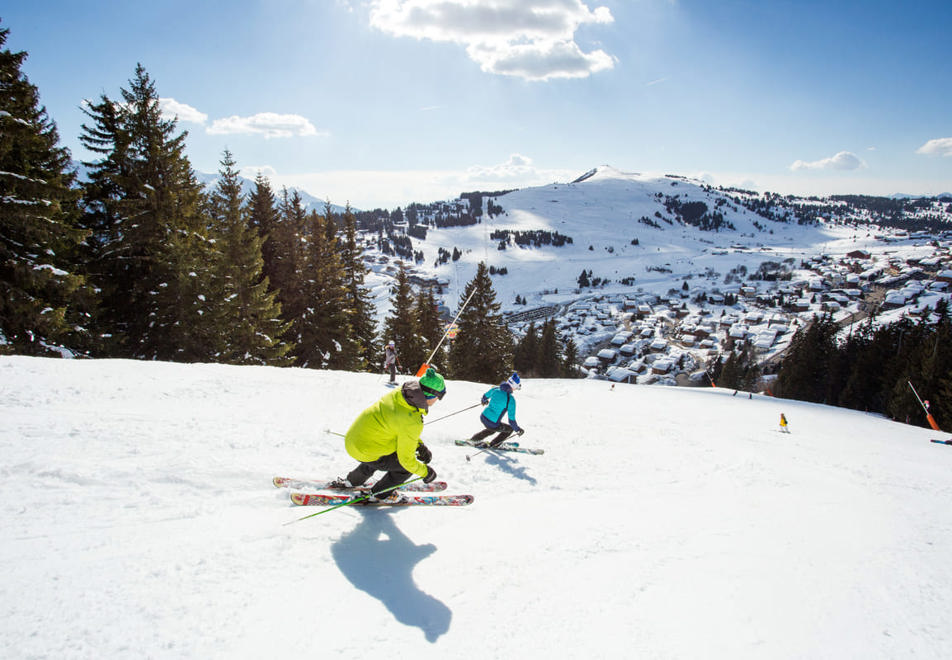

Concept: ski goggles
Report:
left=421, top=384, right=446, bottom=400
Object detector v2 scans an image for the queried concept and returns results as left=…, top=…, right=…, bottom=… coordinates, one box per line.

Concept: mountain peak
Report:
left=571, top=165, right=641, bottom=184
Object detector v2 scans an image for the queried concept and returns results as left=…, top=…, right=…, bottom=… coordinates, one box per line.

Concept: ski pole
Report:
left=425, top=403, right=481, bottom=425
left=465, top=445, right=496, bottom=462
left=284, top=476, right=425, bottom=524
left=465, top=431, right=524, bottom=462
left=908, top=380, right=941, bottom=431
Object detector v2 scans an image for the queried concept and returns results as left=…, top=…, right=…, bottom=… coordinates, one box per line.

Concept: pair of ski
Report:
left=930, top=439, right=952, bottom=446
left=274, top=476, right=473, bottom=507
left=454, top=439, right=544, bottom=455
left=276, top=438, right=542, bottom=508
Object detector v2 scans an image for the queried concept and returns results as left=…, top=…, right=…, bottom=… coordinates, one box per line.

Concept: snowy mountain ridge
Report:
left=356, top=164, right=952, bottom=384
left=393, top=163, right=899, bottom=307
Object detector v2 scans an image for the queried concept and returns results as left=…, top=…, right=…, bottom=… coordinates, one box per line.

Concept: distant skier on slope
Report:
left=333, top=368, right=444, bottom=503
left=383, top=340, right=401, bottom=384
left=470, top=372, right=525, bottom=448
left=779, top=413, right=790, bottom=433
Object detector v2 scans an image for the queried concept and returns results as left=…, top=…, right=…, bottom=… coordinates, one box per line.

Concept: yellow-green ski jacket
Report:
left=344, top=381, right=430, bottom=478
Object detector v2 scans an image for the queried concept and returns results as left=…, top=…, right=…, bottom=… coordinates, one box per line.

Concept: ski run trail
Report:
left=2, top=355, right=951, bottom=659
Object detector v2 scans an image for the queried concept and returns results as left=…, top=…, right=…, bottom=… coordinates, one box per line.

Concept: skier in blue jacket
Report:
left=470, top=372, right=524, bottom=448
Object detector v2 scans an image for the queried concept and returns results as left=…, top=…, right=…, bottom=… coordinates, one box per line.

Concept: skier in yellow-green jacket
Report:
left=336, top=367, right=445, bottom=503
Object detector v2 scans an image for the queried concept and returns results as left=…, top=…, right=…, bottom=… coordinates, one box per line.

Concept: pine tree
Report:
left=249, top=173, right=280, bottom=282
left=775, top=314, right=839, bottom=403
left=207, top=150, right=290, bottom=365
left=158, top=217, right=218, bottom=362
left=514, top=322, right=540, bottom=375
left=718, top=342, right=760, bottom=391
left=837, top=316, right=880, bottom=411
left=537, top=319, right=561, bottom=377
left=268, top=188, right=308, bottom=355
left=296, top=208, right=352, bottom=369
left=867, top=321, right=907, bottom=414
left=246, top=174, right=297, bottom=358
left=80, top=64, right=211, bottom=360
left=882, top=315, right=952, bottom=428
left=381, top=261, right=420, bottom=372
left=561, top=335, right=581, bottom=377
left=337, top=202, right=377, bottom=370
left=717, top=350, right=742, bottom=390
left=414, top=286, right=444, bottom=372
left=0, top=25, right=93, bottom=356
left=912, top=312, right=952, bottom=429
left=882, top=318, right=927, bottom=424
left=447, top=262, right=513, bottom=383
left=925, top=301, right=952, bottom=428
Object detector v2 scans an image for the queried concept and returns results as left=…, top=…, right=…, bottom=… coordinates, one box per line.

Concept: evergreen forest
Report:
left=704, top=305, right=952, bottom=431
left=773, top=305, right=952, bottom=431
left=0, top=25, right=582, bottom=385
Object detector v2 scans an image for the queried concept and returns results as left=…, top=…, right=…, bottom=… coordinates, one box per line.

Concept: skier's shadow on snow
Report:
left=484, top=452, right=538, bottom=485
left=331, top=512, right=451, bottom=642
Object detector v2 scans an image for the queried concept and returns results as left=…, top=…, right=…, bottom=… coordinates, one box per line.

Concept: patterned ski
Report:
left=273, top=476, right=447, bottom=491
left=290, top=491, right=474, bottom=507
left=455, top=439, right=544, bottom=455
left=930, top=439, right=952, bottom=446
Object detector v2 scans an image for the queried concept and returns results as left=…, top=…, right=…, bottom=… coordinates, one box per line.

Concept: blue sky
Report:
left=4, top=0, right=951, bottom=209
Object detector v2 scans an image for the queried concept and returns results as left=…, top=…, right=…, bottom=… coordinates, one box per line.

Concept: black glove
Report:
left=515, top=428, right=525, bottom=436
left=423, top=466, right=437, bottom=483
left=481, top=396, right=489, bottom=406
left=416, top=442, right=432, bottom=464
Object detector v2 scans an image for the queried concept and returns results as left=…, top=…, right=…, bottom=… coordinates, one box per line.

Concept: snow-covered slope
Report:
left=410, top=166, right=841, bottom=306
left=2, top=356, right=950, bottom=658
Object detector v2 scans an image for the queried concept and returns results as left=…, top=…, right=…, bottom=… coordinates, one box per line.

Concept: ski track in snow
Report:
left=1, top=355, right=951, bottom=658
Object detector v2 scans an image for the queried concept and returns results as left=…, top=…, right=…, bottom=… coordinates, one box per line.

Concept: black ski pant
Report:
left=347, top=452, right=411, bottom=496
left=471, top=424, right=514, bottom=447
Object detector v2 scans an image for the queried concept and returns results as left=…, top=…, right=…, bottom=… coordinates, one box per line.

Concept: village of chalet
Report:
left=504, top=237, right=952, bottom=387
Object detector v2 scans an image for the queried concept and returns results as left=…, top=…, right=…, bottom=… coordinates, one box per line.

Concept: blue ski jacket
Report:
left=480, top=383, right=520, bottom=432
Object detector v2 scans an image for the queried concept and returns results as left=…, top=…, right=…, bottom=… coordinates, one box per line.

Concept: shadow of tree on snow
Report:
left=331, top=512, right=451, bottom=642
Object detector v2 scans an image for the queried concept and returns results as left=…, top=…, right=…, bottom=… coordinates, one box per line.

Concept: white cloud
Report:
left=446, top=154, right=577, bottom=189
left=159, top=98, right=208, bottom=124
left=207, top=113, right=325, bottom=139
left=916, top=137, right=952, bottom=157
left=460, top=153, right=541, bottom=183
left=790, top=151, right=866, bottom=172
left=369, top=0, right=615, bottom=81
